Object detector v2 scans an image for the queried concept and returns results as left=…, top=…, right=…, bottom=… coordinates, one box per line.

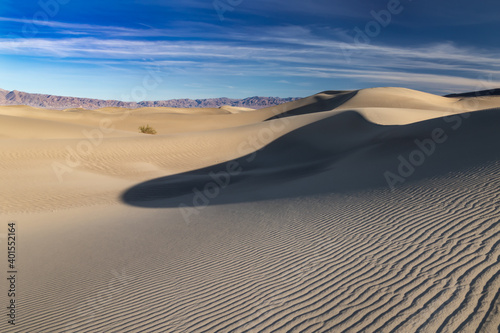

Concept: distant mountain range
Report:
left=0, top=88, right=301, bottom=110
left=443, top=88, right=500, bottom=98
left=3, top=88, right=499, bottom=111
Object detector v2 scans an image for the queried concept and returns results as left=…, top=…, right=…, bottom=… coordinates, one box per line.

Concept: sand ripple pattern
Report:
left=169, top=169, right=500, bottom=333
left=2, top=163, right=497, bottom=333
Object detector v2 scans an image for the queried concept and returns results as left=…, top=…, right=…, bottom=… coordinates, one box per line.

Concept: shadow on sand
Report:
left=121, top=108, right=500, bottom=208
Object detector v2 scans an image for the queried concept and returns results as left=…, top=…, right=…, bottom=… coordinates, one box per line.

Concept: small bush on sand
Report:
left=139, top=124, right=157, bottom=135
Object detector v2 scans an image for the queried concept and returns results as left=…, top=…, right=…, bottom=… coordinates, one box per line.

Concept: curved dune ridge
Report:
left=0, top=87, right=499, bottom=332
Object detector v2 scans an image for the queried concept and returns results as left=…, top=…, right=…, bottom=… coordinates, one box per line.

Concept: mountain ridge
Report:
left=444, top=88, right=500, bottom=98
left=0, top=88, right=301, bottom=110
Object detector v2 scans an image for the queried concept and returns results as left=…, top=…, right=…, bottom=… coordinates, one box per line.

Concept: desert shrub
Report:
left=139, top=124, right=157, bottom=135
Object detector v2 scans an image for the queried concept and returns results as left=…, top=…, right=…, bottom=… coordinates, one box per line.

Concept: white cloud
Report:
left=0, top=23, right=499, bottom=94
left=0, top=17, right=192, bottom=37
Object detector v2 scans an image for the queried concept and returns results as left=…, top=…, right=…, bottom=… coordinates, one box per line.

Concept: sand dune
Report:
left=0, top=87, right=499, bottom=332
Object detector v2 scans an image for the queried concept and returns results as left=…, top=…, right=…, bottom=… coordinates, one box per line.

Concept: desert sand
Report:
left=0, top=87, right=499, bottom=332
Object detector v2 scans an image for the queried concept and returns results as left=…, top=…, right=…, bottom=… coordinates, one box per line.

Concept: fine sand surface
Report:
left=0, top=87, right=499, bottom=332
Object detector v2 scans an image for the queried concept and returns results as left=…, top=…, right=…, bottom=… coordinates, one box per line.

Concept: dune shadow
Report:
left=121, top=109, right=500, bottom=208
left=265, top=90, right=358, bottom=121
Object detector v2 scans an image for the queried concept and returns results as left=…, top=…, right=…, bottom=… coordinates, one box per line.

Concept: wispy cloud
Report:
left=0, top=17, right=184, bottom=37
left=1, top=18, right=499, bottom=95
left=1, top=32, right=499, bottom=71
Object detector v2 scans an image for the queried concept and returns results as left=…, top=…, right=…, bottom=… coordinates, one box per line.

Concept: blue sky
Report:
left=0, top=0, right=499, bottom=101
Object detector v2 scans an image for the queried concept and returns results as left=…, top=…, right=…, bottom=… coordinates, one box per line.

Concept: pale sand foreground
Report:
left=0, top=87, right=499, bottom=332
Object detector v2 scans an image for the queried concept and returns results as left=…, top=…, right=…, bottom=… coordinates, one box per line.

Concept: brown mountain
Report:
left=0, top=89, right=301, bottom=110
left=444, top=88, right=500, bottom=98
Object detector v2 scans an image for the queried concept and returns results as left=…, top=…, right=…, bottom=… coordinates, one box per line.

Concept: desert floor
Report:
left=1, top=87, right=499, bottom=332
